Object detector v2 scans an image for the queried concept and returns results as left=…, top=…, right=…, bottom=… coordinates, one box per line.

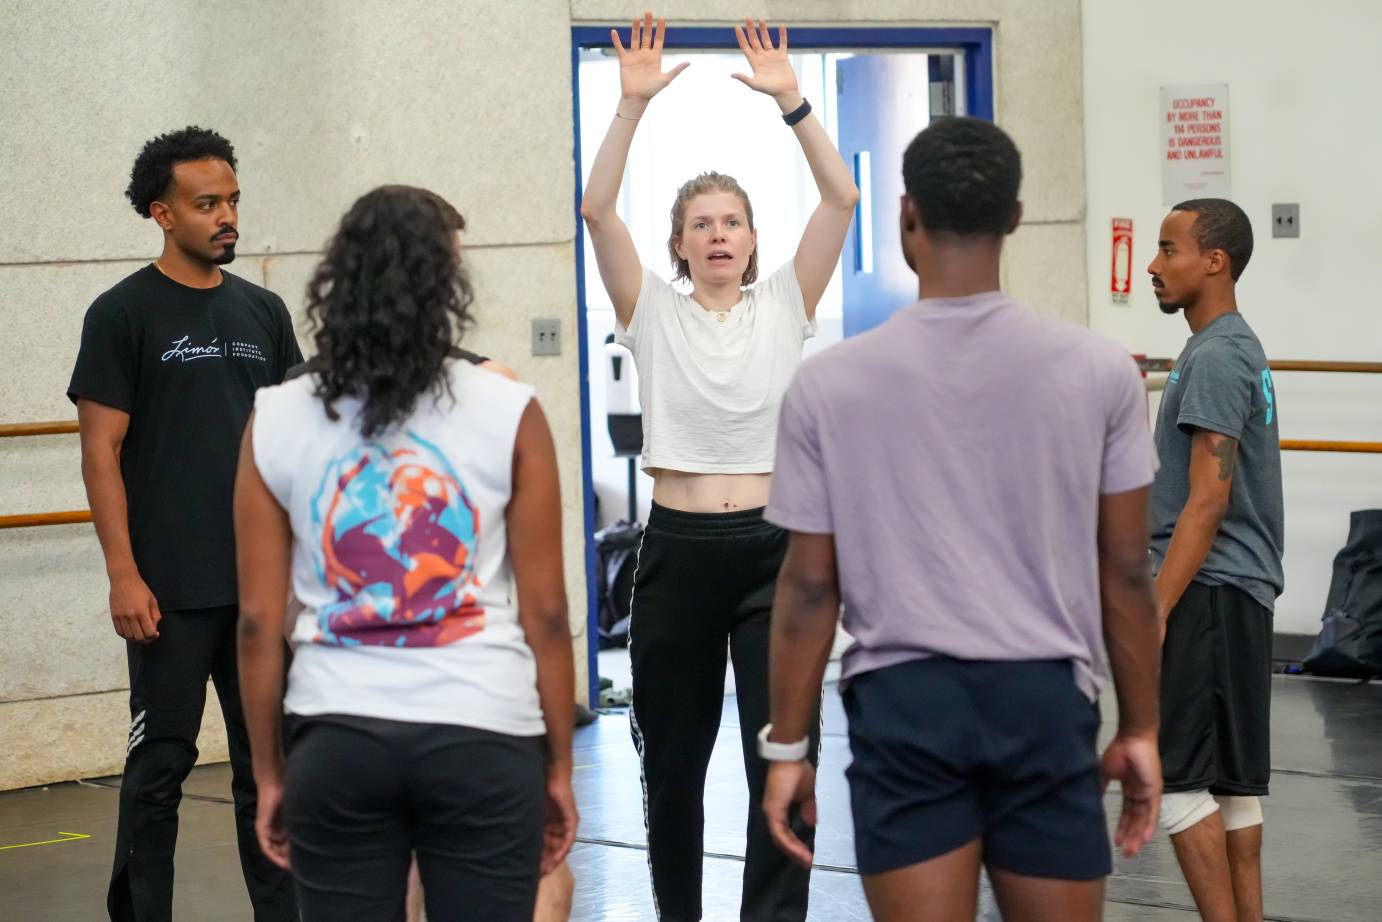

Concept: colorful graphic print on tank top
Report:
left=308, top=432, right=485, bottom=647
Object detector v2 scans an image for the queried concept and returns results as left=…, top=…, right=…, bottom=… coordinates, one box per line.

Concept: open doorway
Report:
left=570, top=27, right=995, bottom=702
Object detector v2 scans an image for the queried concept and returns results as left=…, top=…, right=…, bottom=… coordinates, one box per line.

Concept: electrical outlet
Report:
left=531, top=318, right=561, bottom=356
left=1272, top=203, right=1300, bottom=239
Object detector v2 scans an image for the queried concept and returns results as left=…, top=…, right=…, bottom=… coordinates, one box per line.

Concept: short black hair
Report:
left=902, top=117, right=1022, bottom=237
left=125, top=127, right=237, bottom=218
left=1172, top=198, right=1253, bottom=281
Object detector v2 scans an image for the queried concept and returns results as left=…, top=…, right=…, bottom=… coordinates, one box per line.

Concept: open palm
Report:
left=612, top=12, right=688, bottom=102
left=732, top=18, right=799, bottom=99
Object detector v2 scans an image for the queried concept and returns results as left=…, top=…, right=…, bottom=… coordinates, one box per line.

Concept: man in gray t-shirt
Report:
left=1146, top=198, right=1283, bottom=922
left=757, top=118, right=1164, bottom=922
left=1150, top=314, right=1284, bottom=611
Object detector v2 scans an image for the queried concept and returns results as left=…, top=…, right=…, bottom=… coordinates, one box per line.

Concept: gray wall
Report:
left=0, top=0, right=1084, bottom=790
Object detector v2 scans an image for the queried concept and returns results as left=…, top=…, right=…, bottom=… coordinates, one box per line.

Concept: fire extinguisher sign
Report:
left=1111, top=218, right=1133, bottom=305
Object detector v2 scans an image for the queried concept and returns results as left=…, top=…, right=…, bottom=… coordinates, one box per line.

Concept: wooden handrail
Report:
left=1282, top=440, right=1382, bottom=454
left=0, top=510, right=93, bottom=530
left=0, top=420, right=79, bottom=438
left=1269, top=360, right=1382, bottom=374
left=1140, top=358, right=1382, bottom=375
left=0, top=441, right=1375, bottom=529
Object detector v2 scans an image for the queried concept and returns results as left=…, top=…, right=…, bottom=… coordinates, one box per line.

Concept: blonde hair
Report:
left=666, top=172, right=758, bottom=286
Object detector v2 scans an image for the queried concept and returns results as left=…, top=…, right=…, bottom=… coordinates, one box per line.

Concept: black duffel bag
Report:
left=594, top=520, right=643, bottom=649
left=1304, top=509, right=1382, bottom=678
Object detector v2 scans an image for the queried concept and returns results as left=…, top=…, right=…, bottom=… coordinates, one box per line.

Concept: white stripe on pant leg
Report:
left=624, top=530, right=662, bottom=921
left=127, top=709, right=147, bottom=754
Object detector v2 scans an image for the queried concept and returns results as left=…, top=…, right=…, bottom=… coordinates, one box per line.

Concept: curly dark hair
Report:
left=902, top=117, right=1022, bottom=237
left=125, top=126, right=237, bottom=218
left=305, top=185, right=475, bottom=438
left=1173, top=198, right=1254, bottom=281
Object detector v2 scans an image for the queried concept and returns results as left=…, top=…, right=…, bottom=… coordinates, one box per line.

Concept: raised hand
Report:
left=731, top=18, right=799, bottom=102
left=612, top=11, right=688, bottom=104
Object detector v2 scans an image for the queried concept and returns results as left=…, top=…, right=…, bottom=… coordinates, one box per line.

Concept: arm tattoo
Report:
left=1209, top=437, right=1239, bottom=481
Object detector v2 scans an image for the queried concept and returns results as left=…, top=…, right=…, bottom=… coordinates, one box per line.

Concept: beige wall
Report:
left=0, top=0, right=1083, bottom=790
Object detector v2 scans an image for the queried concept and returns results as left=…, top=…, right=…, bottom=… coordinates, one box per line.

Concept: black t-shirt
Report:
left=67, top=264, right=302, bottom=611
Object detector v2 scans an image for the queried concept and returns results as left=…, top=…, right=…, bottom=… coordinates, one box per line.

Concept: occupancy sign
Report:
left=1160, top=84, right=1230, bottom=204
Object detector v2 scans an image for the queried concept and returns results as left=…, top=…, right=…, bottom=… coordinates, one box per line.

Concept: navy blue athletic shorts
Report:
left=843, top=657, right=1112, bottom=880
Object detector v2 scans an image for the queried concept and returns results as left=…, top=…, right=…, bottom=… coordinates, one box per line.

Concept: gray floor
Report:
left=2, top=675, right=1380, bottom=920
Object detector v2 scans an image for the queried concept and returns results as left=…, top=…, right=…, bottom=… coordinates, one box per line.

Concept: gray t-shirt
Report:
left=1149, top=312, right=1284, bottom=610
left=765, top=292, right=1158, bottom=701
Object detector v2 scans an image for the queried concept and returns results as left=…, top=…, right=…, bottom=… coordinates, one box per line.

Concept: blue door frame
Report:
left=569, top=26, right=995, bottom=705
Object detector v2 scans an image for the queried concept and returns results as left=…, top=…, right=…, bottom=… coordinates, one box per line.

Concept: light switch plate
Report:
left=532, top=318, right=561, bottom=356
left=1272, top=203, right=1300, bottom=238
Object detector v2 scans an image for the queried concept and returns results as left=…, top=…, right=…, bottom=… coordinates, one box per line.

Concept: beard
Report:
left=1153, top=288, right=1184, bottom=314
left=212, top=242, right=237, bottom=265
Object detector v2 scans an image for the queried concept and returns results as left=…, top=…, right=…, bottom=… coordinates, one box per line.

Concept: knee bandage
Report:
left=1214, top=795, right=1263, bottom=831
left=1160, top=790, right=1218, bottom=835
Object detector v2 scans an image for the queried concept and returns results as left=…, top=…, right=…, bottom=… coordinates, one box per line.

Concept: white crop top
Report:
left=615, top=261, right=815, bottom=474
left=251, top=360, right=544, bottom=736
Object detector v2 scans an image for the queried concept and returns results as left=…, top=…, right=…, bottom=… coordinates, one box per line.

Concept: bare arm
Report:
left=232, top=413, right=294, bottom=869
left=233, top=413, right=292, bottom=785
left=580, top=13, right=687, bottom=327
left=1096, top=485, right=1162, bottom=856
left=507, top=399, right=578, bottom=873
left=77, top=398, right=161, bottom=643
left=1098, top=487, right=1161, bottom=738
left=768, top=532, right=841, bottom=743
left=763, top=530, right=840, bottom=868
left=1154, top=428, right=1237, bottom=625
left=733, top=20, right=858, bottom=319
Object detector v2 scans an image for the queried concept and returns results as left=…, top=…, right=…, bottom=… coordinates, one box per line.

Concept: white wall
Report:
left=1083, top=1, right=1382, bottom=636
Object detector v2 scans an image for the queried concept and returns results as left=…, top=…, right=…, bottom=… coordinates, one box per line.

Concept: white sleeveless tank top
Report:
left=251, top=359, right=543, bottom=736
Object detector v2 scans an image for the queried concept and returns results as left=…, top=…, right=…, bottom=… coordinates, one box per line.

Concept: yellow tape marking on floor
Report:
left=0, top=831, right=91, bottom=851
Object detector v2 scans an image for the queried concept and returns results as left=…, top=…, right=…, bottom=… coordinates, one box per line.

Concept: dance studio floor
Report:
left=2, top=675, right=1379, bottom=920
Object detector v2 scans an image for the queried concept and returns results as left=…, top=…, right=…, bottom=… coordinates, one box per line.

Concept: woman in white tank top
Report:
left=233, top=186, right=576, bottom=920
left=579, top=15, right=857, bottom=921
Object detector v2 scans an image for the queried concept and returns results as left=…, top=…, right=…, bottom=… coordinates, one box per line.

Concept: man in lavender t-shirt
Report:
left=754, top=118, right=1165, bottom=922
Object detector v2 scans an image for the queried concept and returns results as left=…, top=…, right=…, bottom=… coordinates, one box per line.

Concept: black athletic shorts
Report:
left=843, top=657, right=1111, bottom=880
left=1159, top=581, right=1273, bottom=796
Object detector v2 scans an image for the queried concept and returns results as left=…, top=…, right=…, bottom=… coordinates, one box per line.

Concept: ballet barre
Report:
left=1, top=418, right=86, bottom=528
left=1138, top=358, right=1382, bottom=375
left=0, top=420, right=80, bottom=438
left=2, top=412, right=1379, bottom=529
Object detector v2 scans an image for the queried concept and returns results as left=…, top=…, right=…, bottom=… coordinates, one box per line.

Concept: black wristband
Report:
left=782, top=98, right=812, bottom=127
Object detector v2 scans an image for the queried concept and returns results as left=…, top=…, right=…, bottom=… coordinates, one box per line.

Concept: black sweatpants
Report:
left=108, top=606, right=297, bottom=922
left=283, top=715, right=546, bottom=922
left=628, top=503, right=821, bottom=922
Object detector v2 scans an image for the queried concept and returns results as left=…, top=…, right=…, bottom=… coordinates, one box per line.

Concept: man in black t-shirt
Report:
left=68, top=127, right=299, bottom=922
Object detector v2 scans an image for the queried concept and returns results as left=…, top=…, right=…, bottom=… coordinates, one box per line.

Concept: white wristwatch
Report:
left=756, top=723, right=809, bottom=762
